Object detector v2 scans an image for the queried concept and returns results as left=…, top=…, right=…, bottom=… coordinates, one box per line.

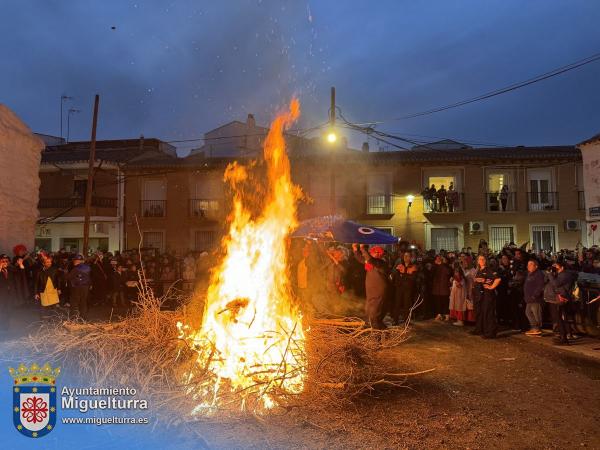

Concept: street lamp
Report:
left=326, top=131, right=337, bottom=144
left=406, top=194, right=415, bottom=209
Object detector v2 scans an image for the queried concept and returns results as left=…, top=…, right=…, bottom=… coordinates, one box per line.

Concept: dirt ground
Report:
left=192, top=321, right=600, bottom=450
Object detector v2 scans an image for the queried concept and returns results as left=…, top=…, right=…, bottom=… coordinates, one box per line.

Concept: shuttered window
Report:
left=489, top=226, right=514, bottom=251
left=430, top=228, right=458, bottom=252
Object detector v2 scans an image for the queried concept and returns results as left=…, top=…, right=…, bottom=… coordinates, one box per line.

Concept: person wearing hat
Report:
left=66, top=254, right=91, bottom=320
left=0, top=254, right=15, bottom=332
left=352, top=243, right=390, bottom=329
left=34, top=254, right=61, bottom=319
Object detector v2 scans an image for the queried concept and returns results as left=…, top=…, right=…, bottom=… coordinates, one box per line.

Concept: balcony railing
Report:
left=423, top=192, right=464, bottom=213
left=485, top=192, right=517, bottom=212
left=578, top=191, right=585, bottom=210
left=527, top=192, right=558, bottom=211
left=189, top=198, right=220, bottom=219
left=366, top=194, right=394, bottom=215
left=38, top=196, right=117, bottom=209
left=140, top=200, right=166, bottom=217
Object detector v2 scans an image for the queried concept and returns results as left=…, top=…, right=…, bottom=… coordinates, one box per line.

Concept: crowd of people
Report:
left=292, top=239, right=600, bottom=346
left=2, top=239, right=600, bottom=347
left=0, top=244, right=211, bottom=330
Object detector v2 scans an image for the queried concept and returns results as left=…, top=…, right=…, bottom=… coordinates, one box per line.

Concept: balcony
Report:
left=189, top=199, right=220, bottom=220
left=423, top=192, right=464, bottom=213
left=140, top=200, right=166, bottom=218
left=485, top=192, right=517, bottom=212
left=366, top=194, right=394, bottom=215
left=578, top=191, right=585, bottom=210
left=38, top=196, right=117, bottom=209
left=527, top=192, right=558, bottom=211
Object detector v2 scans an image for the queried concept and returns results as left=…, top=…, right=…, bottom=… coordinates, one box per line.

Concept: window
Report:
left=143, top=231, right=164, bottom=252
left=528, top=169, right=556, bottom=211
left=34, top=238, right=52, bottom=252
left=430, top=228, right=459, bottom=252
left=531, top=225, right=556, bottom=252
left=367, top=174, right=393, bottom=214
left=489, top=226, right=515, bottom=251
left=195, top=230, right=218, bottom=252
left=74, top=179, right=93, bottom=198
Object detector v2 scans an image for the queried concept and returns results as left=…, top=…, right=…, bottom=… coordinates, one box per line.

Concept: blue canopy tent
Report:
left=292, top=216, right=398, bottom=245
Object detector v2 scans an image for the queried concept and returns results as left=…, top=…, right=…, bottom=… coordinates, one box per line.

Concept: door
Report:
left=430, top=228, right=459, bottom=252
left=528, top=170, right=553, bottom=211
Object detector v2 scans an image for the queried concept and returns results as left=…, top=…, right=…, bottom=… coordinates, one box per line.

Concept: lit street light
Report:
left=327, top=131, right=337, bottom=143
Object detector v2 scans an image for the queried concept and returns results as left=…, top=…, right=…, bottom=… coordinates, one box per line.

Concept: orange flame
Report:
left=179, top=99, right=305, bottom=413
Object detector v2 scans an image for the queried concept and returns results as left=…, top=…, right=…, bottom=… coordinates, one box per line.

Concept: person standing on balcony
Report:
left=447, top=183, right=458, bottom=212
left=500, top=184, right=510, bottom=211
left=421, top=186, right=432, bottom=212
left=436, top=185, right=448, bottom=212
left=352, top=243, right=389, bottom=329
left=428, top=184, right=437, bottom=212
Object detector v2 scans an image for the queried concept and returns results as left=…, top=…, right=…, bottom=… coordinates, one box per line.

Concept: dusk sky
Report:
left=2, top=0, right=600, bottom=153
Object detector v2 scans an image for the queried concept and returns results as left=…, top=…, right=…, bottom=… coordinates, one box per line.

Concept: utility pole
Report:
left=329, top=86, right=337, bottom=216
left=83, top=95, right=100, bottom=255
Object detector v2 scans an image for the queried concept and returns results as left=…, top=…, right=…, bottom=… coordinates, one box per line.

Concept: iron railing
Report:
left=38, top=196, right=117, bottom=209
left=140, top=200, right=166, bottom=217
left=485, top=192, right=517, bottom=212
left=189, top=199, right=220, bottom=219
left=527, top=192, right=558, bottom=211
left=423, top=192, right=464, bottom=213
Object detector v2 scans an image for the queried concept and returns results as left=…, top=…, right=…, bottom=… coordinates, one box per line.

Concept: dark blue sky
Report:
left=2, top=0, right=599, bottom=152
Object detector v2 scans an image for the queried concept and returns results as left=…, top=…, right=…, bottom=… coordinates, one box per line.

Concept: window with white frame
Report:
left=143, top=231, right=164, bottom=251
left=430, top=228, right=459, bottom=252
left=531, top=225, right=557, bottom=252
left=489, top=226, right=515, bottom=251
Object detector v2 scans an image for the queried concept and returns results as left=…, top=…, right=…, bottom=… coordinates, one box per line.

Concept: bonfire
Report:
left=8, top=99, right=425, bottom=426
left=177, top=99, right=306, bottom=414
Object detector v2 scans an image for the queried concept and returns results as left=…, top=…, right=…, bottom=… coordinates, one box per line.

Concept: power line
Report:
left=360, top=51, right=600, bottom=123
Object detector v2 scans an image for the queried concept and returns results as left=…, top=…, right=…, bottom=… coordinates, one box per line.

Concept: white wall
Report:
left=0, top=105, right=43, bottom=253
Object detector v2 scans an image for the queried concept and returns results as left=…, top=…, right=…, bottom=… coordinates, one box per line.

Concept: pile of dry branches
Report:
left=9, top=284, right=425, bottom=421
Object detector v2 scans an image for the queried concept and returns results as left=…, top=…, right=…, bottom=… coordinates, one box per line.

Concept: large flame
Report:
left=179, top=99, right=305, bottom=414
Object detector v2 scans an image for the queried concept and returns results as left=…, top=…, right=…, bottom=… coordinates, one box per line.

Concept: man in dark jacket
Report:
left=66, top=254, right=91, bottom=320
left=546, top=260, right=576, bottom=345
left=353, top=243, right=390, bottom=329
left=523, top=259, right=545, bottom=336
left=0, top=254, right=15, bottom=332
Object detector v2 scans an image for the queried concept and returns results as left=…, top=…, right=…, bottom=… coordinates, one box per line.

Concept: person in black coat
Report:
left=547, top=260, right=576, bottom=345
left=0, top=254, right=16, bottom=332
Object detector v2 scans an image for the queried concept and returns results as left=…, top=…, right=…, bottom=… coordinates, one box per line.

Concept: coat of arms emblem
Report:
left=9, top=363, right=60, bottom=438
